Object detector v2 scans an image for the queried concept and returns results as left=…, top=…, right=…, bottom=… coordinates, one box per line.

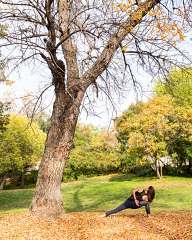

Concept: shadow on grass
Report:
left=64, top=182, right=127, bottom=213
left=71, top=184, right=84, bottom=212
left=64, top=175, right=158, bottom=213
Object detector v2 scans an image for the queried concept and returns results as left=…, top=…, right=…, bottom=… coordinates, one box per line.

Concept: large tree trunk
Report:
left=30, top=82, right=85, bottom=217
left=30, top=143, right=70, bottom=217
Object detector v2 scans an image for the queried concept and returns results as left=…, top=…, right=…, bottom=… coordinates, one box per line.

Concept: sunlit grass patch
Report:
left=0, top=175, right=192, bottom=216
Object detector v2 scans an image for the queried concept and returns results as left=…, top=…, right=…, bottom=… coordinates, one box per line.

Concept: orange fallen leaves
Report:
left=0, top=212, right=191, bottom=240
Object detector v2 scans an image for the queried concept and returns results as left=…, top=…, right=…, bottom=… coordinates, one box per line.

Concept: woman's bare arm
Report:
left=132, top=188, right=142, bottom=206
left=140, top=201, right=151, bottom=216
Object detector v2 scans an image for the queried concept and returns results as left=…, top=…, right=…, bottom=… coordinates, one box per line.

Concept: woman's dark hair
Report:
left=147, top=186, right=155, bottom=202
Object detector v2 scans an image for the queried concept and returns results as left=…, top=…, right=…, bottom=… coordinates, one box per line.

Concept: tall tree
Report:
left=0, top=114, right=46, bottom=189
left=154, top=67, right=192, bottom=174
left=116, top=96, right=192, bottom=178
left=1, top=0, right=191, bottom=217
left=155, top=67, right=192, bottom=107
left=0, top=102, right=9, bottom=189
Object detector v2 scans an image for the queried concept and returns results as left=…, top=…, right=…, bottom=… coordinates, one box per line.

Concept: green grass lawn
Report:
left=0, top=174, right=192, bottom=216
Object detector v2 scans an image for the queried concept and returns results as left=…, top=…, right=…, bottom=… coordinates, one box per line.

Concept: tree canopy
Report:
left=155, top=68, right=192, bottom=107
left=65, top=125, right=120, bottom=179
left=116, top=95, right=192, bottom=178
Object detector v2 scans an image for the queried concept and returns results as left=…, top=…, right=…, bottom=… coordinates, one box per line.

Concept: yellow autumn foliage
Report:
left=114, top=1, right=186, bottom=43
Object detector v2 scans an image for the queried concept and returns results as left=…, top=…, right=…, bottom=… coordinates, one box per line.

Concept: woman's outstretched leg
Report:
left=105, top=203, right=127, bottom=217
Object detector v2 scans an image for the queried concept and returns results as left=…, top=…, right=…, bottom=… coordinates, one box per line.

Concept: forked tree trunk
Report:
left=30, top=0, right=160, bottom=218
left=30, top=84, right=85, bottom=217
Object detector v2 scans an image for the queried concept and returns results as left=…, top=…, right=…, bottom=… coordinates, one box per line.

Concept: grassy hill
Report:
left=0, top=174, right=192, bottom=216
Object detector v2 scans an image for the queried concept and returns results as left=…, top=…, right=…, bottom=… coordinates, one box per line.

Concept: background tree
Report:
left=0, top=101, right=9, bottom=189
left=155, top=67, right=192, bottom=174
left=116, top=96, right=192, bottom=178
left=166, top=107, right=192, bottom=175
left=0, top=115, right=46, bottom=189
left=35, top=112, right=51, bottom=133
left=155, top=68, right=192, bottom=107
left=1, top=0, right=191, bottom=217
left=65, top=125, right=120, bottom=180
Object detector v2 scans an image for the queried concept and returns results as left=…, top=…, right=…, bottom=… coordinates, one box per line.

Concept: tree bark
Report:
left=30, top=81, right=85, bottom=217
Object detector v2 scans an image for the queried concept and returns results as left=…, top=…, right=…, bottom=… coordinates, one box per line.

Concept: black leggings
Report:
left=106, top=199, right=139, bottom=217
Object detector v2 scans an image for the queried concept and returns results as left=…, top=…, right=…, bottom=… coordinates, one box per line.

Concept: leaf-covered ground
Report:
left=0, top=212, right=191, bottom=240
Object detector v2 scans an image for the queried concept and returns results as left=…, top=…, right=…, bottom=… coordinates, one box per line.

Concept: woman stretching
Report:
left=104, top=186, right=155, bottom=217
